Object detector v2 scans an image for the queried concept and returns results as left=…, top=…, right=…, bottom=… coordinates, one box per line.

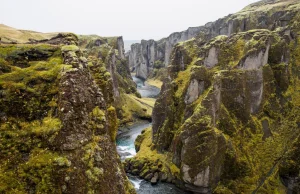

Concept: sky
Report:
left=0, top=0, right=259, bottom=40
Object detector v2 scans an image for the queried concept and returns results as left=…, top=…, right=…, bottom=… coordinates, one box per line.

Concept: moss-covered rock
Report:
left=0, top=37, right=135, bottom=193
left=137, top=7, right=300, bottom=193
left=128, top=0, right=300, bottom=80
left=78, top=35, right=147, bottom=126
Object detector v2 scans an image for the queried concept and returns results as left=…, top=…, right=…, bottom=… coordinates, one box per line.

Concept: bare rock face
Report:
left=204, top=47, right=219, bottom=68
left=184, top=79, right=205, bottom=104
left=117, top=36, right=125, bottom=59
left=241, top=44, right=270, bottom=70
left=128, top=39, right=158, bottom=79
left=55, top=69, right=105, bottom=150
left=127, top=0, right=299, bottom=79
left=106, top=50, right=120, bottom=98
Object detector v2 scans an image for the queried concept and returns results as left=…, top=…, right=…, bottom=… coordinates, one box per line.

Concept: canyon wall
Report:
left=0, top=33, right=136, bottom=193
left=78, top=35, right=151, bottom=125
left=128, top=0, right=299, bottom=80
left=125, top=0, right=300, bottom=193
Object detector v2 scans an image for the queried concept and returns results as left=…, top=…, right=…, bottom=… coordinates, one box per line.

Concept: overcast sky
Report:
left=0, top=0, right=258, bottom=40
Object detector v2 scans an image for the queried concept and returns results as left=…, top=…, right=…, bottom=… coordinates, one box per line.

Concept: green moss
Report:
left=174, top=65, right=193, bottom=98
left=30, top=117, right=62, bottom=137
left=218, top=39, right=245, bottom=68
left=116, top=93, right=152, bottom=124
left=154, top=60, right=163, bottom=69
left=107, top=106, right=118, bottom=142
left=217, top=104, right=238, bottom=136
left=0, top=58, right=11, bottom=73
left=221, top=150, right=251, bottom=180
left=81, top=135, right=106, bottom=192
left=132, top=128, right=180, bottom=178
left=0, top=46, right=69, bottom=121
left=20, top=149, right=69, bottom=193
left=0, top=148, right=70, bottom=194
left=91, top=106, right=105, bottom=121
left=61, top=45, right=79, bottom=52
left=0, top=44, right=57, bottom=58
left=88, top=106, right=107, bottom=138
left=104, top=71, right=111, bottom=78
left=143, top=25, right=300, bottom=193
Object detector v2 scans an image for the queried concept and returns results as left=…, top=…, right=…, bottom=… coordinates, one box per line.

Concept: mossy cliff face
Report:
left=0, top=34, right=135, bottom=193
left=78, top=35, right=151, bottom=125
left=128, top=0, right=300, bottom=80
left=134, top=10, right=300, bottom=194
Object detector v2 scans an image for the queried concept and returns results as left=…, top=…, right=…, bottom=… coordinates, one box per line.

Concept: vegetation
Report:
left=135, top=18, right=300, bottom=193
left=0, top=24, right=57, bottom=43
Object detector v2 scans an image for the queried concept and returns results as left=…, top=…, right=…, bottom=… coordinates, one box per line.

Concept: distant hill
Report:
left=0, top=24, right=140, bottom=51
left=0, top=24, right=58, bottom=43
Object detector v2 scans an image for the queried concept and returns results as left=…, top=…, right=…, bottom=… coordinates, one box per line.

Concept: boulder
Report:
left=151, top=172, right=159, bottom=185
left=145, top=173, right=154, bottom=181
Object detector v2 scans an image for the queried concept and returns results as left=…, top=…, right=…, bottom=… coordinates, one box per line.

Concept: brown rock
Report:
left=145, top=173, right=154, bottom=181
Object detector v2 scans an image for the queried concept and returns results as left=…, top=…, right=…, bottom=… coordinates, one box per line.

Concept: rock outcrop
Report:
left=129, top=0, right=300, bottom=193
left=78, top=35, right=151, bottom=125
left=0, top=33, right=135, bottom=193
left=128, top=0, right=300, bottom=80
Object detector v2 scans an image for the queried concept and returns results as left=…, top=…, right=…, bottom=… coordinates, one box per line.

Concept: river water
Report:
left=132, top=76, right=161, bottom=98
left=116, top=76, right=190, bottom=194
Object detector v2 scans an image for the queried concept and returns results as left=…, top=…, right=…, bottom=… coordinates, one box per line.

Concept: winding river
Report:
left=116, top=76, right=190, bottom=194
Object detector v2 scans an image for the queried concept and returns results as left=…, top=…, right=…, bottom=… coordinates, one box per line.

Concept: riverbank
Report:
left=116, top=76, right=190, bottom=193
left=145, top=78, right=163, bottom=89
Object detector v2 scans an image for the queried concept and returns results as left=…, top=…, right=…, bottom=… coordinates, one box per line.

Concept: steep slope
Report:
left=0, top=34, right=135, bottom=193
left=125, top=0, right=300, bottom=193
left=78, top=35, right=152, bottom=125
left=128, top=0, right=300, bottom=80
left=0, top=23, right=152, bottom=125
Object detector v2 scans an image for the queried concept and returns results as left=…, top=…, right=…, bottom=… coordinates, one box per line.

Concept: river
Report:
left=116, top=76, right=190, bottom=194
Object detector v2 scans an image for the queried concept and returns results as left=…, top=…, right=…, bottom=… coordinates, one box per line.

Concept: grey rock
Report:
left=204, top=47, right=219, bottom=68
left=151, top=172, right=159, bottom=184
left=127, top=0, right=298, bottom=79
left=262, top=119, right=273, bottom=140
left=184, top=79, right=205, bottom=104
left=117, top=36, right=125, bottom=59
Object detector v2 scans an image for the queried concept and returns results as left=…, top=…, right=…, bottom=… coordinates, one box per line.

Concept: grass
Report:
left=146, top=78, right=163, bottom=89
left=174, top=64, right=193, bottom=98
left=117, top=93, right=153, bottom=124
left=130, top=95, right=156, bottom=108
left=0, top=24, right=57, bottom=43
left=135, top=127, right=180, bottom=175
left=0, top=56, right=69, bottom=94
left=61, top=45, right=79, bottom=52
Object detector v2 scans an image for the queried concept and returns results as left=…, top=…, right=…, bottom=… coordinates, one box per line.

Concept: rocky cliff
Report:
left=77, top=35, right=153, bottom=125
left=128, top=0, right=300, bottom=80
left=125, top=0, right=300, bottom=193
left=0, top=33, right=135, bottom=193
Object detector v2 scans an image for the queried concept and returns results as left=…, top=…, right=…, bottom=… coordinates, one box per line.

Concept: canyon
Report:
left=1, top=0, right=300, bottom=193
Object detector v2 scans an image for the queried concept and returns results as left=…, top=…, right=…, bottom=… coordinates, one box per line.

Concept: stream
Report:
left=132, top=76, right=161, bottom=98
left=116, top=76, right=190, bottom=194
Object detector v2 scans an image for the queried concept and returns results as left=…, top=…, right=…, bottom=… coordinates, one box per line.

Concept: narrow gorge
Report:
left=1, top=0, right=300, bottom=193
